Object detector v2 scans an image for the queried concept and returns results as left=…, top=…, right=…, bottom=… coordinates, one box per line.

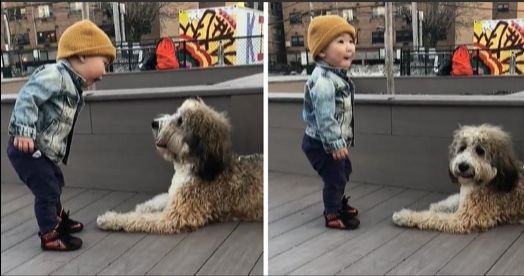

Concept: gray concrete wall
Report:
left=269, top=93, right=524, bottom=193
left=1, top=85, right=263, bottom=193
left=1, top=65, right=262, bottom=93
left=269, top=75, right=524, bottom=95
left=95, top=65, right=263, bottom=90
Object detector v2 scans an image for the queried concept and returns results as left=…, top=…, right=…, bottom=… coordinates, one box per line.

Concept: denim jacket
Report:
left=8, top=59, right=86, bottom=164
left=303, top=60, right=355, bottom=153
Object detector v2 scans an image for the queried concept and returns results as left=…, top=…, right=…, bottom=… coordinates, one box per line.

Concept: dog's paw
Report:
left=392, top=209, right=413, bottom=227
left=429, top=203, right=444, bottom=212
left=97, top=211, right=122, bottom=231
left=135, top=203, right=154, bottom=213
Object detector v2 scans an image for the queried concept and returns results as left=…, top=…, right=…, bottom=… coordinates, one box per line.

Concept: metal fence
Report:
left=269, top=45, right=522, bottom=76
left=1, top=35, right=263, bottom=78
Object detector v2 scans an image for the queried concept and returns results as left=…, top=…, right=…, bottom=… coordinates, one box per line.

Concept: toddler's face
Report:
left=74, top=56, right=110, bottom=87
left=319, top=33, right=355, bottom=69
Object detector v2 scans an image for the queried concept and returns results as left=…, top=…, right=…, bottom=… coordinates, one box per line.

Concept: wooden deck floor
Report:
left=268, top=171, right=524, bottom=276
left=1, top=182, right=262, bottom=276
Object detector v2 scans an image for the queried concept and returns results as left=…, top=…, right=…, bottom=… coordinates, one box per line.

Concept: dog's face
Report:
left=152, top=98, right=232, bottom=181
left=448, top=124, right=519, bottom=192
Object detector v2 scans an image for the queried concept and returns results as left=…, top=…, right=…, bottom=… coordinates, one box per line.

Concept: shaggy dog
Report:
left=392, top=124, right=524, bottom=234
left=96, top=98, right=263, bottom=234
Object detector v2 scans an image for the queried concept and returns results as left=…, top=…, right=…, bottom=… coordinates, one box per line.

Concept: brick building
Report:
left=271, top=2, right=522, bottom=68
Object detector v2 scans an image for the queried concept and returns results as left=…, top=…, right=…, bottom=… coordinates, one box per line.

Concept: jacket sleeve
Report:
left=8, top=66, right=62, bottom=139
left=309, top=76, right=346, bottom=153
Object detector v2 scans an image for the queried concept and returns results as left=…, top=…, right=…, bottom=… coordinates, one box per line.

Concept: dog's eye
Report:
left=458, top=145, right=467, bottom=152
left=176, top=117, right=183, bottom=126
left=475, top=146, right=485, bottom=156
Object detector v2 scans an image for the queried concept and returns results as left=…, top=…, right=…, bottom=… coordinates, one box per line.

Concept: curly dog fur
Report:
left=96, top=98, right=263, bottom=234
left=392, top=124, right=524, bottom=234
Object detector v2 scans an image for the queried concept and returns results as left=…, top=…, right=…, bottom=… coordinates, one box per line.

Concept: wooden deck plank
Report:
left=269, top=182, right=373, bottom=223
left=1, top=189, right=110, bottom=252
left=93, top=234, right=187, bottom=276
left=1, top=183, right=27, bottom=204
left=487, top=232, right=524, bottom=276
left=1, top=187, right=85, bottom=218
left=197, top=222, right=263, bottom=275
left=146, top=222, right=240, bottom=275
left=269, top=183, right=388, bottom=239
left=268, top=173, right=320, bottom=209
left=338, top=192, right=447, bottom=275
left=436, top=224, right=523, bottom=275
left=51, top=232, right=147, bottom=275
left=290, top=192, right=444, bottom=275
left=1, top=193, right=33, bottom=217
left=5, top=191, right=136, bottom=276
left=0, top=192, right=147, bottom=276
left=269, top=189, right=320, bottom=223
left=269, top=186, right=403, bottom=259
left=269, top=189, right=428, bottom=275
left=1, top=188, right=85, bottom=274
left=1, top=187, right=88, bottom=233
left=249, top=253, right=263, bottom=276
left=385, top=233, right=478, bottom=275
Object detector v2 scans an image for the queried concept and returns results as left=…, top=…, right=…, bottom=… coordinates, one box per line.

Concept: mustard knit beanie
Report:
left=307, top=15, right=356, bottom=60
left=57, top=20, right=116, bottom=62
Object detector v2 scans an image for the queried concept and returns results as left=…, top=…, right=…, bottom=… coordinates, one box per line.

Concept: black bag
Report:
left=140, top=52, right=157, bottom=71
left=437, top=55, right=452, bottom=76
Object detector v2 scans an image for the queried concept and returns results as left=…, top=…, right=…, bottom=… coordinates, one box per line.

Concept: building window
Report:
left=289, top=12, right=302, bottom=24
left=291, top=35, right=304, bottom=47
left=37, top=30, right=57, bottom=44
left=273, top=28, right=283, bottom=38
left=372, top=6, right=385, bottom=17
left=7, top=7, right=27, bottom=20
left=372, top=31, right=384, bottom=44
left=312, top=9, right=328, bottom=17
left=342, top=9, right=354, bottom=21
left=396, top=30, right=413, bottom=43
left=11, top=33, right=30, bottom=46
left=69, top=2, right=82, bottom=13
left=496, top=3, right=509, bottom=12
left=37, top=5, right=51, bottom=18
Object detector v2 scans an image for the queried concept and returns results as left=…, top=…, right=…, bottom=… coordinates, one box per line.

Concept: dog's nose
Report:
left=151, top=120, right=159, bottom=129
left=458, top=162, right=469, bottom=172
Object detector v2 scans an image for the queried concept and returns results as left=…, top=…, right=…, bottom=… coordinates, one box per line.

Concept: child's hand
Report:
left=332, top=147, right=349, bottom=160
left=14, top=136, right=35, bottom=153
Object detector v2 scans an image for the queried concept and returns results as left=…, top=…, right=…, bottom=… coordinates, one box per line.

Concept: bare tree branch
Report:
left=399, top=2, right=474, bottom=48
left=101, top=2, right=167, bottom=43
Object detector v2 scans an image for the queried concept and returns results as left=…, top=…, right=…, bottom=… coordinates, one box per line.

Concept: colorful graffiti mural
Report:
left=473, top=19, right=524, bottom=75
left=179, top=5, right=263, bottom=68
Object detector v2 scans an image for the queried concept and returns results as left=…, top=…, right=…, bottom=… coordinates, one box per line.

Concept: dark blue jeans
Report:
left=302, top=134, right=352, bottom=214
left=7, top=139, right=63, bottom=234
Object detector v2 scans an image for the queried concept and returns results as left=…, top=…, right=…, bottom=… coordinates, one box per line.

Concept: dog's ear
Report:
left=187, top=131, right=231, bottom=182
left=490, top=153, right=519, bottom=192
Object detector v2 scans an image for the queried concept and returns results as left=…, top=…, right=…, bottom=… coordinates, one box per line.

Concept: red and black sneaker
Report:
left=341, top=195, right=359, bottom=218
left=39, top=229, right=82, bottom=251
left=59, top=209, right=84, bottom=233
left=324, top=211, right=360, bottom=230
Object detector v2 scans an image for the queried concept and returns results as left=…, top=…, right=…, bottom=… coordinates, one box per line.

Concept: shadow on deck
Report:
left=1, top=182, right=262, bottom=276
left=268, top=171, right=523, bottom=276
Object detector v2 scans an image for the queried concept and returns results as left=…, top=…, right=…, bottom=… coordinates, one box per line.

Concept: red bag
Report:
left=451, top=45, right=473, bottom=76
left=156, top=37, right=179, bottom=70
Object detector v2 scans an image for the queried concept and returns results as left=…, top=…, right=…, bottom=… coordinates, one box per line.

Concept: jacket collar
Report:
left=315, top=60, right=349, bottom=81
left=57, top=59, right=87, bottom=93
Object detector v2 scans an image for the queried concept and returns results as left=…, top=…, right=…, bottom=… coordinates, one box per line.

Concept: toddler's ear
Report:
left=318, top=51, right=326, bottom=58
left=78, top=56, right=86, bottom=63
